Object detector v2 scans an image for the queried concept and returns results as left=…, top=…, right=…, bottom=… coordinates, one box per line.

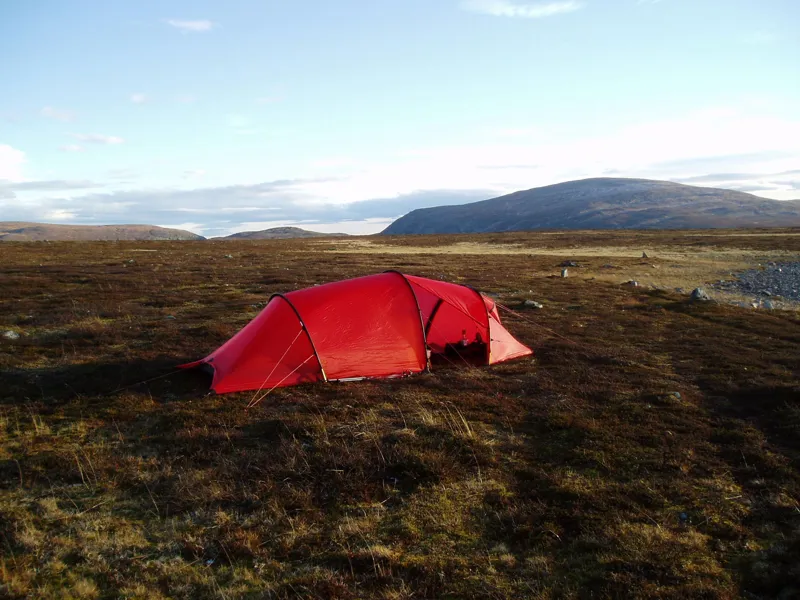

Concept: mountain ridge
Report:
left=0, top=222, right=204, bottom=241
left=382, top=177, right=800, bottom=234
left=220, top=226, right=347, bottom=240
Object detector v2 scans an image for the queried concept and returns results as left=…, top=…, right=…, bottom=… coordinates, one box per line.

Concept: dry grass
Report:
left=1, top=230, right=799, bottom=599
left=317, top=231, right=800, bottom=297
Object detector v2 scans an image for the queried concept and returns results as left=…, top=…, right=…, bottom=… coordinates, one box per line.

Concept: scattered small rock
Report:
left=126, top=259, right=135, bottom=264
left=762, top=300, right=775, bottom=310
left=224, top=254, right=234, bottom=259
left=642, top=252, right=649, bottom=259
left=3, top=330, right=20, bottom=340
left=165, top=315, right=176, bottom=320
left=714, top=262, right=800, bottom=302
left=623, top=280, right=640, bottom=287
left=522, top=300, right=544, bottom=309
left=560, top=260, right=579, bottom=268
left=690, top=288, right=710, bottom=302
left=561, top=268, right=568, bottom=278
left=668, top=391, right=682, bottom=400
left=601, top=264, right=616, bottom=269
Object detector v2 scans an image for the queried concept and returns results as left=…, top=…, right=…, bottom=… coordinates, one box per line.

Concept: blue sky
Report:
left=1, top=0, right=798, bottom=236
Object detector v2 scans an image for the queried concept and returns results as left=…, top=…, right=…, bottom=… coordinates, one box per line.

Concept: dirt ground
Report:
left=1, top=229, right=799, bottom=599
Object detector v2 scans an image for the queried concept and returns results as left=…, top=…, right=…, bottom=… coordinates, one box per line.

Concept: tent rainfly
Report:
left=182, top=271, right=532, bottom=394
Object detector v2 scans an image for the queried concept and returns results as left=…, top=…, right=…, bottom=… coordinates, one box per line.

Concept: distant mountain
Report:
left=222, top=226, right=347, bottom=239
left=0, top=222, right=204, bottom=241
left=382, top=178, right=800, bottom=234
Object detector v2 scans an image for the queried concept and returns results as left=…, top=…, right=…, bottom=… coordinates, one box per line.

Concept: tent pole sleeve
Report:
left=271, top=293, right=328, bottom=382
left=383, top=270, right=430, bottom=371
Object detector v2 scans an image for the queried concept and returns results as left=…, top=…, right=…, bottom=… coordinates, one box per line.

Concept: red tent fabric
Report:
left=183, top=271, right=532, bottom=394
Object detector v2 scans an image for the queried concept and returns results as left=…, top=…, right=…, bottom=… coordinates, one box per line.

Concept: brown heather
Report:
left=0, top=229, right=799, bottom=599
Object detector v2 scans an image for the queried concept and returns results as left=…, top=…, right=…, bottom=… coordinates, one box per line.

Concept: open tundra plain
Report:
left=1, top=229, right=800, bottom=599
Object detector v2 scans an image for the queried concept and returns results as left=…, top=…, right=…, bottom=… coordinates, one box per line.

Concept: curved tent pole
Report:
left=424, top=299, right=444, bottom=337
left=270, top=293, right=328, bottom=382
left=383, top=270, right=431, bottom=371
left=463, top=284, right=493, bottom=365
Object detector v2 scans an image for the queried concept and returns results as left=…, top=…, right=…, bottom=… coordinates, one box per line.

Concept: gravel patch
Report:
left=714, top=262, right=800, bottom=302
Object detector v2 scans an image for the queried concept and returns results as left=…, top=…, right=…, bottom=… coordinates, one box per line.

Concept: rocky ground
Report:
left=714, top=262, right=800, bottom=304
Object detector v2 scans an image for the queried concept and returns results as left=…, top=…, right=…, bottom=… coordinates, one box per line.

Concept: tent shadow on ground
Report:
left=0, top=357, right=211, bottom=405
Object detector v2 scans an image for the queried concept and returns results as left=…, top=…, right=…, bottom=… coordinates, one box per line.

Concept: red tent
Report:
left=183, top=271, right=532, bottom=394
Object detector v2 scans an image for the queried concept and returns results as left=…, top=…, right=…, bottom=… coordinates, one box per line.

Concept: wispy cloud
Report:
left=0, top=179, right=100, bottom=192
left=41, top=106, right=76, bottom=122
left=59, top=144, right=84, bottom=153
left=165, top=19, right=215, bottom=32
left=4, top=182, right=488, bottom=237
left=183, top=169, right=206, bottom=179
left=7, top=106, right=799, bottom=233
left=130, top=93, right=148, bottom=104
left=461, top=0, right=584, bottom=18
left=175, top=94, right=196, bottom=104
left=70, top=133, right=125, bottom=145
left=106, top=168, right=140, bottom=181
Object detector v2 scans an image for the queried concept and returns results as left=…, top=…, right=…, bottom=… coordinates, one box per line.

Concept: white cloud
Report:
left=165, top=19, right=215, bottom=32
left=1, top=180, right=101, bottom=192
left=130, top=93, right=148, bottom=104
left=260, top=106, right=800, bottom=205
left=0, top=144, right=25, bottom=181
left=41, top=106, right=76, bottom=122
left=70, top=133, right=124, bottom=145
left=223, top=218, right=394, bottom=237
left=159, top=221, right=205, bottom=234
left=461, top=0, right=584, bottom=18
left=183, top=169, right=206, bottom=179
left=175, top=95, right=196, bottom=103
left=6, top=105, right=799, bottom=234
left=60, top=144, right=84, bottom=153
left=43, top=210, right=77, bottom=221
